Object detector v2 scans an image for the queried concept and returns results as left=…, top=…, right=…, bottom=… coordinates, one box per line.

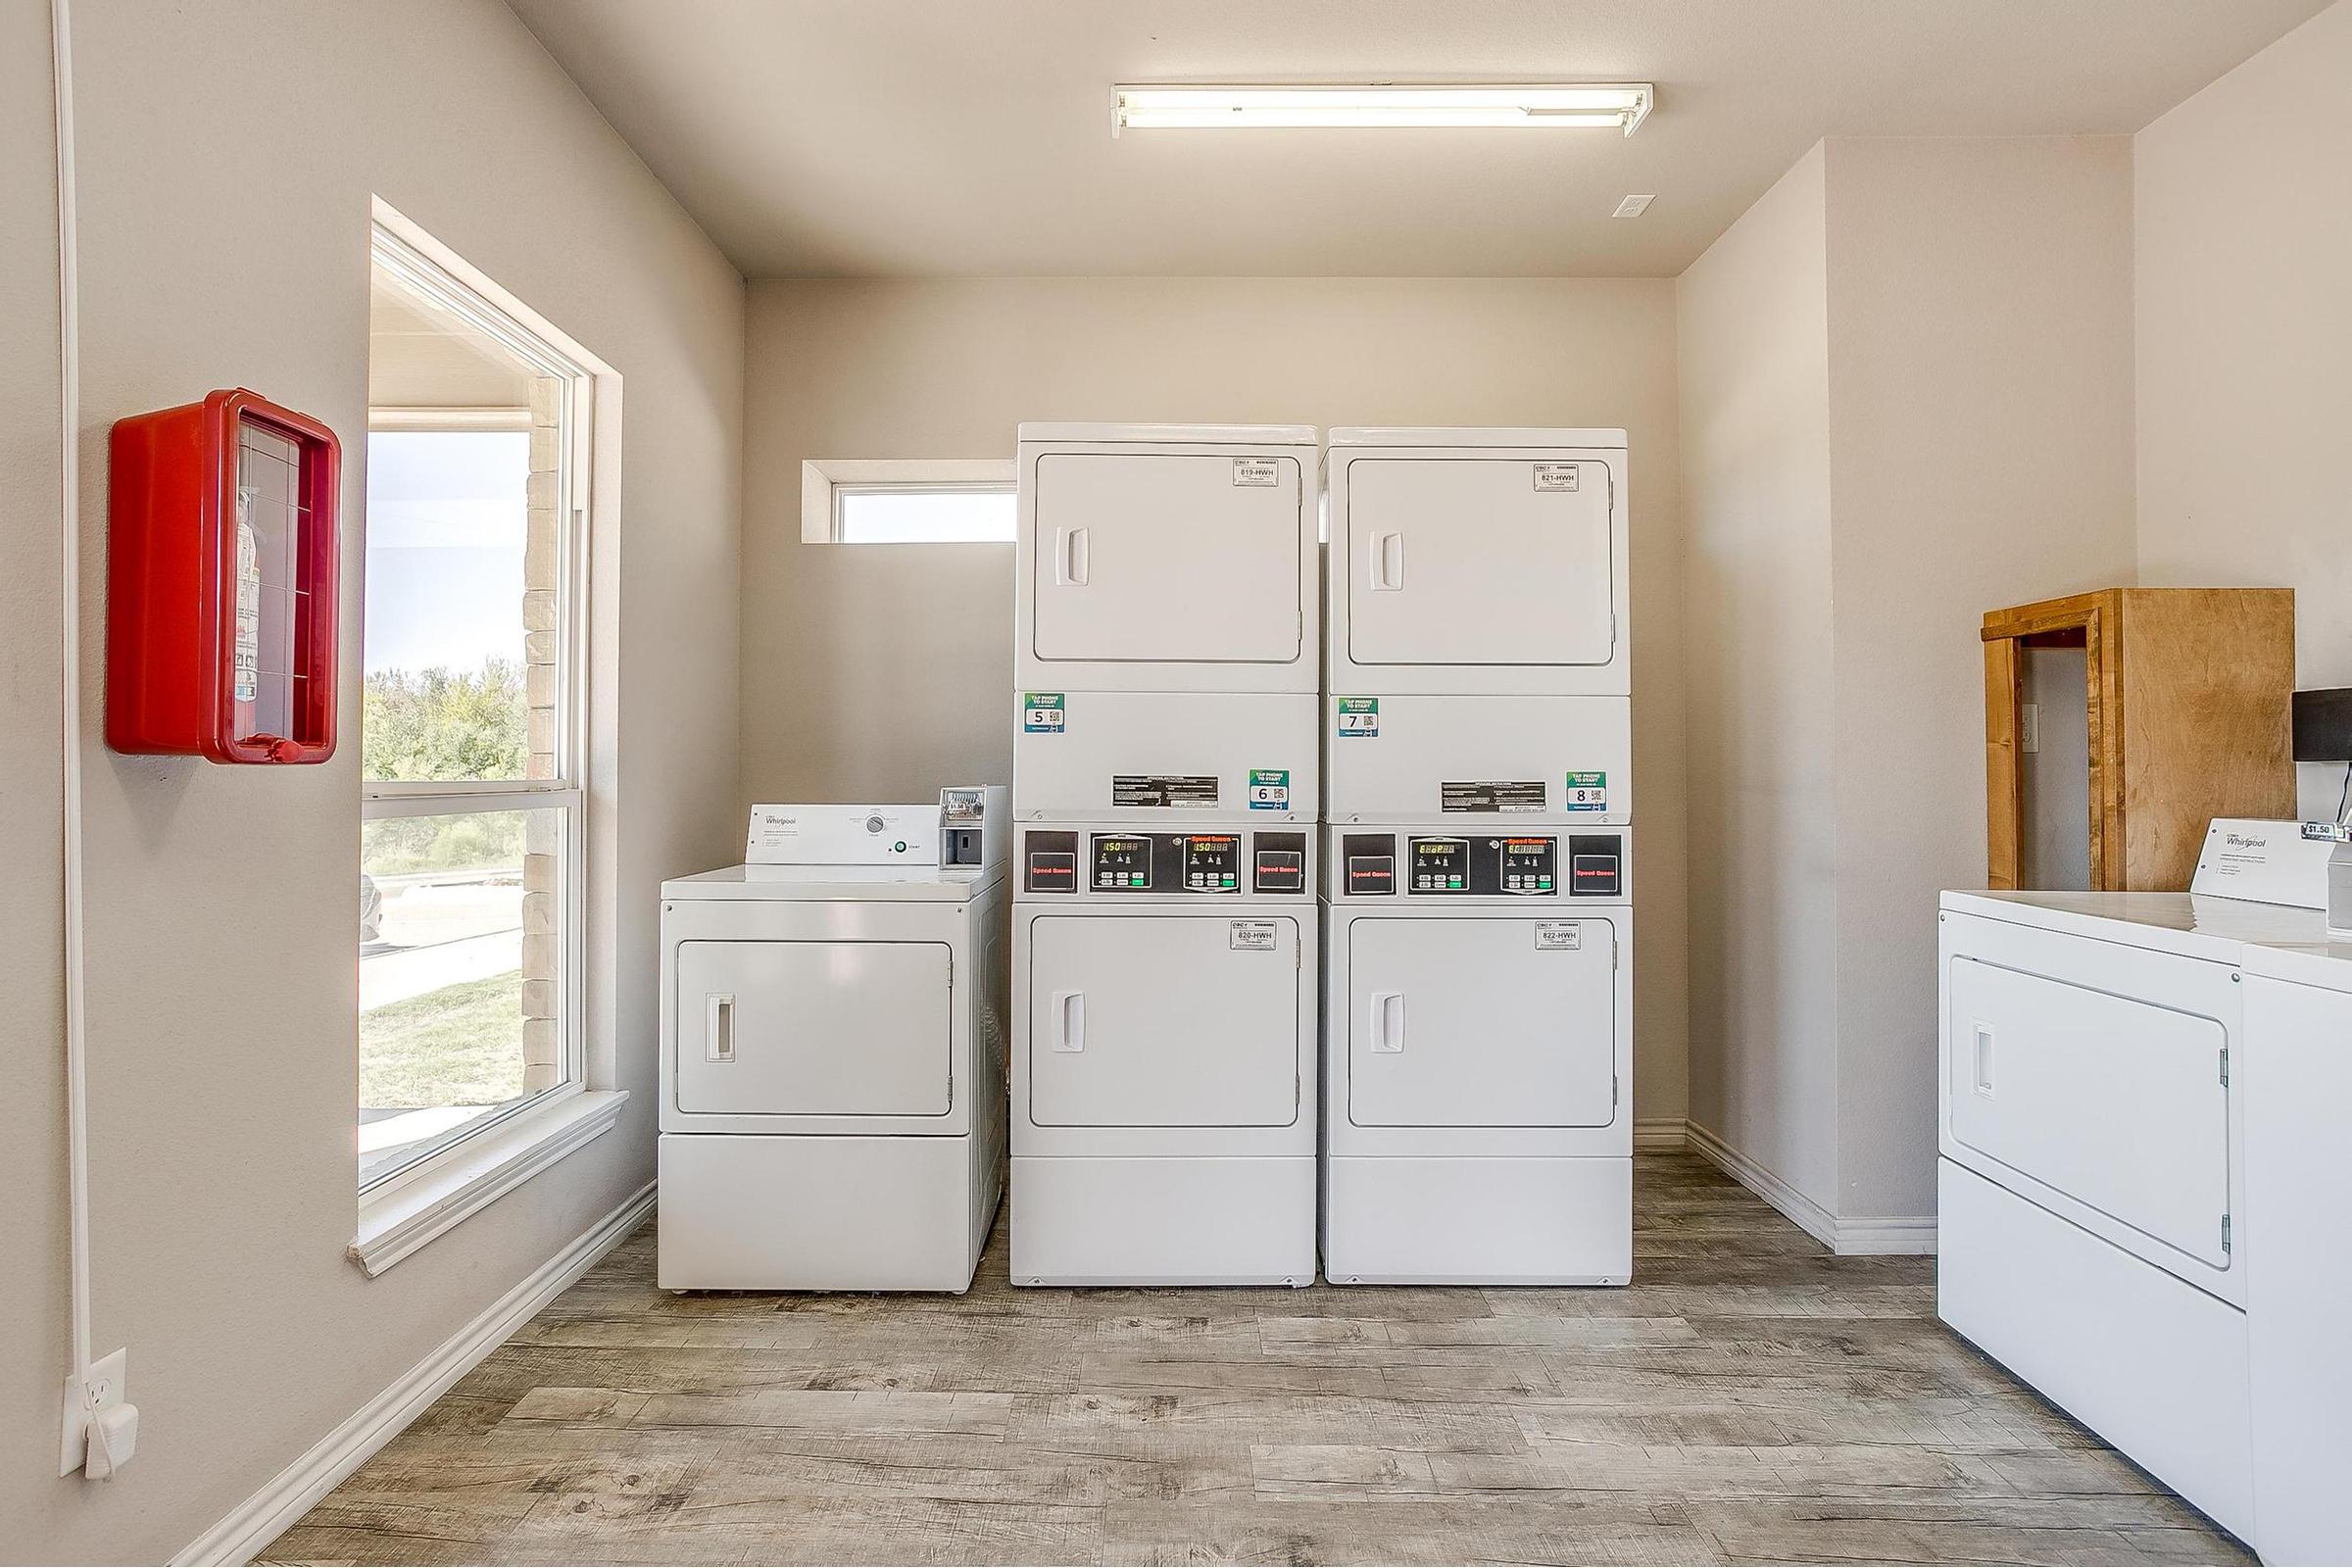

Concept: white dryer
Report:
left=1324, top=427, right=1631, bottom=829
left=1323, top=827, right=1633, bottom=1284
left=1010, top=825, right=1318, bottom=1285
left=657, top=787, right=1007, bottom=1293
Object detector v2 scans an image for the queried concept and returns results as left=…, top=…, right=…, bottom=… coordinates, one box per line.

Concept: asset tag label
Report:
left=1232, top=459, right=1280, bottom=487
left=1565, top=770, right=1608, bottom=812
left=1229, top=920, right=1278, bottom=952
left=1248, top=768, right=1291, bottom=810
left=1023, top=693, right=1065, bottom=734
left=1336, top=697, right=1381, bottom=738
left=1536, top=922, right=1584, bottom=952
left=1535, top=463, right=1582, bottom=492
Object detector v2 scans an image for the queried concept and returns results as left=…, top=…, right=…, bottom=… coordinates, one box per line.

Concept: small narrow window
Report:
left=802, top=460, right=1016, bottom=543
left=360, top=221, right=592, bottom=1192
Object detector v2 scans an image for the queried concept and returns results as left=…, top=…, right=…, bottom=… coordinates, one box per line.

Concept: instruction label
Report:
left=1534, top=463, right=1582, bottom=493
left=1248, top=768, right=1291, bottom=810
left=1229, top=920, right=1278, bottom=952
left=1232, top=459, right=1280, bottom=487
left=1112, top=774, right=1218, bottom=809
left=1565, top=771, right=1609, bottom=812
left=1442, top=780, right=1547, bottom=814
left=1022, top=693, right=1065, bottom=734
left=1336, top=697, right=1381, bottom=738
left=1536, top=922, right=1584, bottom=952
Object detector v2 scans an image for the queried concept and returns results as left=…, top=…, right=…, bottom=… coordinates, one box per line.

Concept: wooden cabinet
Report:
left=1983, top=588, right=2294, bottom=891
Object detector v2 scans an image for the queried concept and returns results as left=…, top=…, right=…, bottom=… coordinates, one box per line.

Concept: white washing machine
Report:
left=657, top=787, right=1007, bottom=1293
left=1321, top=427, right=1635, bottom=1285
left=1010, top=422, right=1321, bottom=1286
left=1322, top=826, right=1633, bottom=1284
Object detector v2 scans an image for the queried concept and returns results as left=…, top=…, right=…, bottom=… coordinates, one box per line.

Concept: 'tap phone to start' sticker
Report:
left=1023, top=693, right=1065, bottom=734
left=1249, top=768, right=1291, bottom=810
left=1565, top=771, right=1608, bottom=811
left=1336, top=697, right=1380, bottom=738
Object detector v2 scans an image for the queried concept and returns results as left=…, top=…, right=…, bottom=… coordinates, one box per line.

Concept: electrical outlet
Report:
left=59, top=1348, right=130, bottom=1477
left=2021, top=703, right=2040, bottom=755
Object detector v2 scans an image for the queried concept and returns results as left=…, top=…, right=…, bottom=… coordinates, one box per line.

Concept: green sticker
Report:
left=1337, top=697, right=1380, bottom=738
left=1023, top=693, right=1065, bottom=734
left=1565, top=771, right=1607, bottom=811
left=1248, top=768, right=1291, bottom=810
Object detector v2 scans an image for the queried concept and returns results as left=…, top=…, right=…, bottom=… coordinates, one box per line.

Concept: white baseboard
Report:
left=1633, top=1116, right=1688, bottom=1152
left=176, top=1182, right=656, bottom=1567
left=1683, top=1121, right=1936, bottom=1256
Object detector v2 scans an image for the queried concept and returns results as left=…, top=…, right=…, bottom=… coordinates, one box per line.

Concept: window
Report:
left=360, top=220, right=592, bottom=1195
left=801, top=459, right=1015, bottom=543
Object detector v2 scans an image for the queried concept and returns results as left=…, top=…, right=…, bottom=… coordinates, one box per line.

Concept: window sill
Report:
left=350, top=1090, right=628, bottom=1277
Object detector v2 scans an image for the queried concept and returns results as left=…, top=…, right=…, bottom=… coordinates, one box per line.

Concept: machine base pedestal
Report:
left=659, top=1133, right=999, bottom=1293
left=1322, top=1153, right=1632, bottom=1286
left=1010, top=1154, right=1314, bottom=1286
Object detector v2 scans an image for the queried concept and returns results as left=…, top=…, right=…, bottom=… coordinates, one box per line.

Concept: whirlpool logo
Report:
left=2225, top=833, right=2270, bottom=850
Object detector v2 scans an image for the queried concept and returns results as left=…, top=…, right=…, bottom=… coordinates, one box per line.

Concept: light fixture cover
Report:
left=1112, top=83, right=1654, bottom=137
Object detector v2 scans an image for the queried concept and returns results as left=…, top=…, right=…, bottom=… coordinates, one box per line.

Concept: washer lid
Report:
left=662, top=864, right=1001, bottom=903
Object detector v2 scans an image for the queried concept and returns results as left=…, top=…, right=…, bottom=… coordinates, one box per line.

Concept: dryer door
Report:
left=1027, top=913, right=1300, bottom=1127
left=1348, top=916, right=1616, bottom=1128
left=674, top=940, right=952, bottom=1116
left=1344, top=456, right=1613, bottom=667
left=1029, top=452, right=1303, bottom=665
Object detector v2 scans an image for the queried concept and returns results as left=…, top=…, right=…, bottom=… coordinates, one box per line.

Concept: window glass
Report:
left=837, top=485, right=1015, bottom=543
left=360, top=807, right=564, bottom=1186
left=363, top=430, right=531, bottom=782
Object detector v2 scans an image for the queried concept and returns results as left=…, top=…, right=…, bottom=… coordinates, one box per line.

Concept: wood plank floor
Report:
left=264, top=1152, right=2250, bottom=1566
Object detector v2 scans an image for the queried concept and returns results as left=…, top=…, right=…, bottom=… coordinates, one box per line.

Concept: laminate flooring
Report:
left=263, top=1152, right=2249, bottom=1566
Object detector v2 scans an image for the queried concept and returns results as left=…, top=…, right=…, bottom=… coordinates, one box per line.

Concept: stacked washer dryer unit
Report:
left=1321, top=428, right=1635, bottom=1286
left=1009, top=423, right=1321, bottom=1287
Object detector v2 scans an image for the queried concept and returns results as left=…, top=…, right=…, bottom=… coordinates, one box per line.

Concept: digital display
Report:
left=1409, top=837, right=1471, bottom=892
left=1092, top=835, right=1152, bottom=890
left=1500, top=837, right=1557, bottom=895
left=1182, top=834, right=1242, bottom=891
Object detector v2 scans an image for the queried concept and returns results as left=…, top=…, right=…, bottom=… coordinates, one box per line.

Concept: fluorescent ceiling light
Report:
left=1113, top=84, right=1653, bottom=137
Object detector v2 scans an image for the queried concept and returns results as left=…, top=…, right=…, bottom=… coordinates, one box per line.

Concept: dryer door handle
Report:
left=1370, top=991, right=1405, bottom=1054
left=1054, top=526, right=1090, bottom=586
left=1368, top=530, right=1404, bottom=592
left=705, top=993, right=735, bottom=1063
left=1052, top=990, right=1086, bottom=1053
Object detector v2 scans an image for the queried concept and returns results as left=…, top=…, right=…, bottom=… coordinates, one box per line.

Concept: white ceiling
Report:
left=507, top=0, right=2327, bottom=278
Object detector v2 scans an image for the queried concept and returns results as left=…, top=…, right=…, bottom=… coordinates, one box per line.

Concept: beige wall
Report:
left=2136, top=0, right=2352, bottom=820
left=1676, top=147, right=1842, bottom=1214
left=1678, top=137, right=2136, bottom=1233
left=742, top=275, right=1691, bottom=1126
left=1823, top=135, right=2137, bottom=1224
left=2, top=0, right=71, bottom=1548
left=5, top=3, right=744, bottom=1560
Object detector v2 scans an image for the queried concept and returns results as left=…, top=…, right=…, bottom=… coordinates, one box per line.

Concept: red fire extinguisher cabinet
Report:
left=108, top=389, right=341, bottom=763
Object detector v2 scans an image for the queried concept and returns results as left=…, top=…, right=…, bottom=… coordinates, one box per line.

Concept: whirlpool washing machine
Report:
left=1009, top=422, right=1321, bottom=1286
left=657, top=786, right=1008, bottom=1293
left=1321, top=427, right=1634, bottom=1285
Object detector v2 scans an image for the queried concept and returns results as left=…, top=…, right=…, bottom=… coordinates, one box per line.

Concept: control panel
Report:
left=1022, top=828, right=1310, bottom=896
left=1337, top=831, right=1625, bottom=898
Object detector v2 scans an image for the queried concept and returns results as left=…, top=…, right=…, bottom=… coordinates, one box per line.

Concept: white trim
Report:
left=1633, top=1116, right=1687, bottom=1152
left=367, top=406, right=531, bottom=432
left=351, top=1091, right=627, bottom=1276
left=182, top=1179, right=653, bottom=1567
left=800, top=458, right=1016, bottom=543
left=1683, top=1120, right=1937, bottom=1256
